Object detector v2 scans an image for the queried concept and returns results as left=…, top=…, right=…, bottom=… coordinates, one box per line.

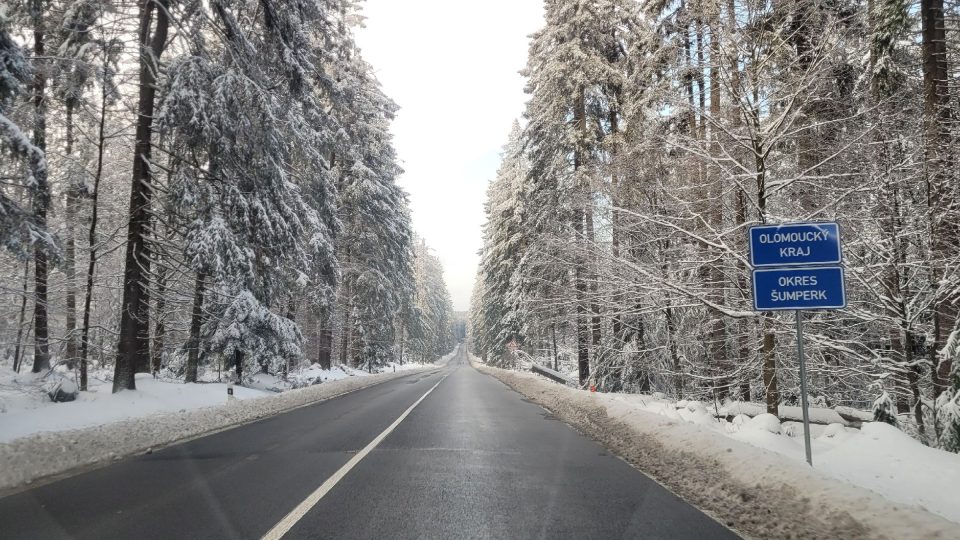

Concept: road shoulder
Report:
left=471, top=359, right=957, bottom=540
left=0, top=366, right=436, bottom=496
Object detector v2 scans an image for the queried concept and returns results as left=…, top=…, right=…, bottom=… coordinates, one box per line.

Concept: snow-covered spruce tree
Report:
left=468, top=275, right=485, bottom=361
left=406, top=239, right=454, bottom=363
left=519, top=0, right=639, bottom=386
left=472, top=121, right=528, bottom=366
left=158, top=0, right=343, bottom=381
left=0, top=9, right=49, bottom=256
left=328, top=49, right=414, bottom=371
left=12, top=0, right=58, bottom=374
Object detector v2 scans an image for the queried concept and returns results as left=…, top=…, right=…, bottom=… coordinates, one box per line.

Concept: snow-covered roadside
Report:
left=603, top=392, right=960, bottom=525
left=246, top=361, right=428, bottom=393
left=473, top=359, right=959, bottom=540
left=0, top=364, right=436, bottom=493
left=0, top=370, right=272, bottom=443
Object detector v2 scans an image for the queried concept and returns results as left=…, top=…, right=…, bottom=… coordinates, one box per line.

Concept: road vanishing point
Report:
left=0, top=346, right=736, bottom=539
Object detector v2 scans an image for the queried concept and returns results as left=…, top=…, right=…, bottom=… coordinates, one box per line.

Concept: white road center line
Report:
left=260, top=373, right=448, bottom=540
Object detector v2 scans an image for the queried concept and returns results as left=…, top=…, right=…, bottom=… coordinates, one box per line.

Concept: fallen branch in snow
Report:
left=472, top=359, right=958, bottom=540
left=0, top=366, right=435, bottom=494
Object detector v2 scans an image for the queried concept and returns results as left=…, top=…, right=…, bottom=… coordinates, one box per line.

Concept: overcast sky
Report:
left=354, top=1, right=545, bottom=312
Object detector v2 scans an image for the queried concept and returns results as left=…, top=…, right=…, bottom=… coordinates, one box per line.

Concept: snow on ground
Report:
left=248, top=361, right=432, bottom=393
left=475, top=358, right=960, bottom=540
left=0, top=358, right=440, bottom=491
left=602, top=392, right=960, bottom=525
left=0, top=368, right=269, bottom=443
left=1, top=359, right=438, bottom=444
left=247, top=364, right=367, bottom=392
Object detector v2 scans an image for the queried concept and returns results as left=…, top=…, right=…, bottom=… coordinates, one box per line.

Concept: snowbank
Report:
left=247, top=361, right=427, bottom=392
left=473, top=359, right=959, bottom=540
left=604, top=391, right=960, bottom=525
left=0, top=371, right=271, bottom=443
left=1, top=358, right=439, bottom=443
left=0, top=364, right=435, bottom=493
left=721, top=400, right=850, bottom=425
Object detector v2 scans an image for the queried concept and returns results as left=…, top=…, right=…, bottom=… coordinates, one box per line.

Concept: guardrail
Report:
left=530, top=363, right=574, bottom=386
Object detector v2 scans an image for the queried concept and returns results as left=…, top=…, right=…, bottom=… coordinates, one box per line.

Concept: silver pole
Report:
left=796, top=310, right=813, bottom=466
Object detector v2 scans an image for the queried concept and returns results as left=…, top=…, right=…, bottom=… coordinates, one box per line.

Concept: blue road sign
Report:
left=749, top=222, right=841, bottom=267
left=752, top=266, right=846, bottom=311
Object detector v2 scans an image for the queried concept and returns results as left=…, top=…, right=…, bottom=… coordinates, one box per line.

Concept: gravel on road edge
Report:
left=472, top=360, right=957, bottom=540
left=0, top=366, right=436, bottom=495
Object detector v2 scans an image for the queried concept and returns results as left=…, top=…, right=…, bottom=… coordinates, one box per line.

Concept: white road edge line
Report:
left=260, top=373, right=449, bottom=540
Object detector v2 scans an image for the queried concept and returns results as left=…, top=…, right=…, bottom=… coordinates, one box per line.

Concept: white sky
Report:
left=354, top=1, right=545, bottom=312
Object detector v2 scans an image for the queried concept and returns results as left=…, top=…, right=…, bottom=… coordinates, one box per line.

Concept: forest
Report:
left=0, top=0, right=456, bottom=393
left=470, top=0, right=960, bottom=451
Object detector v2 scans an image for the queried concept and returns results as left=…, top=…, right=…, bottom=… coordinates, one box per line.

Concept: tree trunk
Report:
left=735, top=189, right=752, bottom=401
left=707, top=13, right=727, bottom=399
left=114, top=0, right=170, bottom=392
left=185, top=272, right=205, bottom=383
left=284, top=296, right=296, bottom=377
left=681, top=1, right=697, bottom=135
left=586, top=207, right=602, bottom=353
left=64, top=102, right=79, bottom=370
left=903, top=328, right=927, bottom=437
left=12, top=260, right=30, bottom=373
left=397, top=323, right=404, bottom=366
left=727, top=0, right=751, bottom=401
left=152, top=252, right=166, bottom=374
left=573, top=87, right=590, bottom=385
left=317, top=316, right=332, bottom=370
left=79, top=59, right=110, bottom=392
left=754, top=109, right=779, bottom=415
left=762, top=322, right=779, bottom=415
left=337, top=280, right=354, bottom=367
left=30, top=0, right=50, bottom=374
left=921, top=0, right=955, bottom=398
left=234, top=350, right=244, bottom=382
left=575, top=245, right=590, bottom=386
left=551, top=322, right=559, bottom=371
left=666, top=300, right=683, bottom=398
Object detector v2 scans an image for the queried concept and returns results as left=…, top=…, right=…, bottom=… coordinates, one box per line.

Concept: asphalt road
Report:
left=0, top=346, right=737, bottom=539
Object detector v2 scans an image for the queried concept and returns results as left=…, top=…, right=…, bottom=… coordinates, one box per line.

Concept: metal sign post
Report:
left=749, top=221, right=846, bottom=468
left=795, top=310, right=812, bottom=466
